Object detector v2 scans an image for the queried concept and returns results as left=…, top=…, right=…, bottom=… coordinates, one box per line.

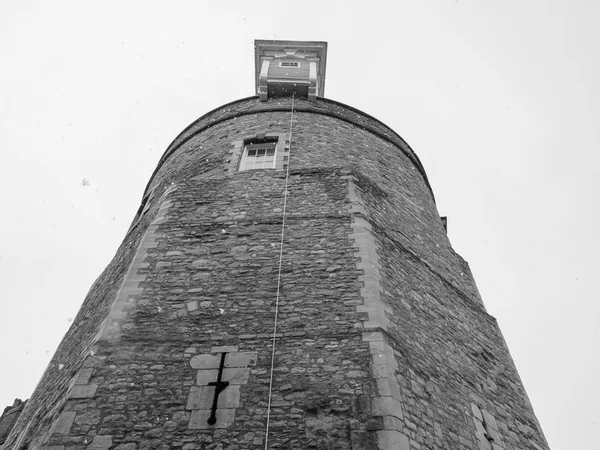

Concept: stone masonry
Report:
left=0, top=400, right=26, bottom=447
left=2, top=96, right=550, bottom=450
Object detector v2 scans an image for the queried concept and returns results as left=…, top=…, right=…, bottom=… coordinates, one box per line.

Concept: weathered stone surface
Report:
left=2, top=97, right=550, bottom=450
left=224, top=352, right=257, bottom=368
left=88, top=435, right=113, bottom=449
left=49, top=411, right=76, bottom=435
left=0, top=399, right=26, bottom=445
left=377, top=430, right=410, bottom=449
left=189, top=409, right=235, bottom=430
left=114, top=444, right=137, bottom=450
left=186, top=386, right=215, bottom=410
left=68, top=384, right=98, bottom=399
left=190, top=354, right=221, bottom=370
left=74, top=409, right=100, bottom=426
left=221, top=367, right=249, bottom=385
left=74, top=368, right=94, bottom=385
left=195, top=369, right=218, bottom=385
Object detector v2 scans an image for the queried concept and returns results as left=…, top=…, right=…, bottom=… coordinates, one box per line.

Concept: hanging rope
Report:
left=264, top=93, right=295, bottom=449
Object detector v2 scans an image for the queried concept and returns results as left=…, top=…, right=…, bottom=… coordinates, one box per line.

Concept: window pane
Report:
left=240, top=140, right=278, bottom=171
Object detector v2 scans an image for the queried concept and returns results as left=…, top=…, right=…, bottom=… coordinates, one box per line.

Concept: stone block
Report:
left=471, top=403, right=483, bottom=421
left=372, top=353, right=399, bottom=372
left=211, top=345, right=239, bottom=353
left=377, top=430, right=410, bottom=450
left=49, top=411, right=76, bottom=435
left=477, top=440, right=490, bottom=450
left=375, top=378, right=402, bottom=401
left=75, top=368, right=94, bottom=385
left=68, top=384, right=98, bottom=399
left=186, top=386, right=215, bottom=410
left=371, top=397, right=403, bottom=420
left=482, top=410, right=498, bottom=430
left=119, top=286, right=143, bottom=297
left=190, top=354, right=221, bottom=369
left=89, top=435, right=113, bottom=450
left=74, top=409, right=100, bottom=426
left=225, top=352, right=257, bottom=367
left=196, top=369, right=218, bottom=385
left=367, top=340, right=394, bottom=356
left=189, top=409, right=235, bottom=429
left=222, top=368, right=250, bottom=385
left=487, top=425, right=502, bottom=444
left=362, top=331, right=386, bottom=342
left=186, top=301, right=198, bottom=312
left=218, top=385, right=240, bottom=408
left=364, top=311, right=391, bottom=330
left=381, top=415, right=403, bottom=431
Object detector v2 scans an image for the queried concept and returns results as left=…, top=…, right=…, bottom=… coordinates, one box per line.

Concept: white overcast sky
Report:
left=1, top=1, right=598, bottom=449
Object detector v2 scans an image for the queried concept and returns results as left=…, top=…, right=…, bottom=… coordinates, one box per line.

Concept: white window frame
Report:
left=227, top=133, right=289, bottom=174
left=239, top=140, right=278, bottom=171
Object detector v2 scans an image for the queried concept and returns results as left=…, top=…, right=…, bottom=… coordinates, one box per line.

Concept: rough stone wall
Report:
left=158, top=97, right=427, bottom=185
left=352, top=175, right=548, bottom=450
left=10, top=169, right=381, bottom=449
left=0, top=400, right=26, bottom=446
left=3, top=97, right=549, bottom=450
left=1, top=186, right=169, bottom=449
left=146, top=98, right=480, bottom=305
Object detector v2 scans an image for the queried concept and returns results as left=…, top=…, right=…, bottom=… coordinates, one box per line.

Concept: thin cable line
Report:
left=264, top=93, right=295, bottom=449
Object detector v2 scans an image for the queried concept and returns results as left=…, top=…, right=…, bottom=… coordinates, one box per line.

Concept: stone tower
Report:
left=2, top=40, right=550, bottom=450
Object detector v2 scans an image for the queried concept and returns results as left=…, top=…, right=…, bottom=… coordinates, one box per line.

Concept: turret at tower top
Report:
left=254, top=39, right=328, bottom=101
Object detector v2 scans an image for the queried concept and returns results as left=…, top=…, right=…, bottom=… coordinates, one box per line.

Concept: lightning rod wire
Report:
left=263, top=92, right=295, bottom=449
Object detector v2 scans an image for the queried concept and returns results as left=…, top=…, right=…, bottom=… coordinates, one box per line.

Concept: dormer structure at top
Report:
left=254, top=40, right=328, bottom=101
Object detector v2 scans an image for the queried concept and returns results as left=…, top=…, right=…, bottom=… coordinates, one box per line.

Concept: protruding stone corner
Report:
left=376, top=429, right=410, bottom=450
left=91, top=186, right=178, bottom=346
left=345, top=173, right=408, bottom=450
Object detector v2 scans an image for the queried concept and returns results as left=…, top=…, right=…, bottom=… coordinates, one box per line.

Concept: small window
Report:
left=279, top=61, right=299, bottom=68
left=239, top=141, right=277, bottom=171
